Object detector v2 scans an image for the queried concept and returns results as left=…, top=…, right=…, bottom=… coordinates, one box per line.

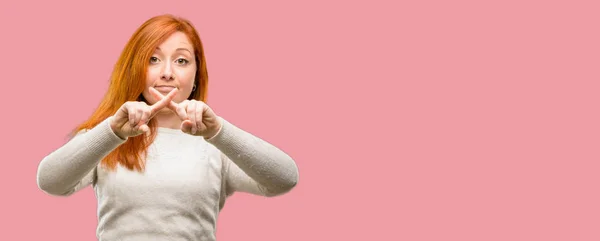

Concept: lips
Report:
left=154, top=85, right=176, bottom=93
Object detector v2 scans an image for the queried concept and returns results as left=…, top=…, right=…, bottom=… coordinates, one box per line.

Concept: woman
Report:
left=36, top=14, right=299, bottom=241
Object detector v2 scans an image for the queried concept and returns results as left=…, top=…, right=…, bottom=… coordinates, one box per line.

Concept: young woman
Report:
left=36, top=14, right=299, bottom=241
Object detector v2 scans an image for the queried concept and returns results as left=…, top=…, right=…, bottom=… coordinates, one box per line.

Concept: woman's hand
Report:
left=176, top=99, right=222, bottom=138
left=149, top=88, right=222, bottom=139
left=110, top=87, right=179, bottom=139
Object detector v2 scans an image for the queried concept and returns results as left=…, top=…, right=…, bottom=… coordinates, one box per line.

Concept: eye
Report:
left=176, top=58, right=189, bottom=65
left=150, top=56, right=160, bottom=64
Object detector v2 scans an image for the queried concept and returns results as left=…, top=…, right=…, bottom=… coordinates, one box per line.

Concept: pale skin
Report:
left=110, top=31, right=221, bottom=139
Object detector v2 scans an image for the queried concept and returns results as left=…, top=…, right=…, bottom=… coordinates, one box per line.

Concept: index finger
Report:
left=149, top=87, right=178, bottom=114
left=149, top=87, right=187, bottom=119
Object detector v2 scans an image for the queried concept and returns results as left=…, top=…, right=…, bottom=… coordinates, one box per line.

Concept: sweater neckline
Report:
left=156, top=127, right=185, bottom=135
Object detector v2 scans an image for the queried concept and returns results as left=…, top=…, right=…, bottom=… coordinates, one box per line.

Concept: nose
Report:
left=160, top=62, right=174, bottom=80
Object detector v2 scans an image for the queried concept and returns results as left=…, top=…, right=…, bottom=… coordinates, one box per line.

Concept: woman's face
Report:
left=142, top=31, right=197, bottom=106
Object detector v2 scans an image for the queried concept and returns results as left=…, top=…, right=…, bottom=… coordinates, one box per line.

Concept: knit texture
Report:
left=37, top=116, right=298, bottom=241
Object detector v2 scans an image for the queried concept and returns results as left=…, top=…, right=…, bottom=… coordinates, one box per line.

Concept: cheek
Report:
left=147, top=68, right=161, bottom=86
left=178, top=69, right=196, bottom=88
left=141, top=68, right=160, bottom=103
left=175, top=71, right=196, bottom=101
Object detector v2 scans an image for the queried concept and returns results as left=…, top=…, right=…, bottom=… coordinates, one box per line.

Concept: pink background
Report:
left=1, top=0, right=599, bottom=240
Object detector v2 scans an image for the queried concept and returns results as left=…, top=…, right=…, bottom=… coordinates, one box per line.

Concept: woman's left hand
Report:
left=150, top=88, right=222, bottom=139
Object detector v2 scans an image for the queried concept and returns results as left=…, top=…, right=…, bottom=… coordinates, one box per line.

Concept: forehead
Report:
left=156, top=31, right=194, bottom=51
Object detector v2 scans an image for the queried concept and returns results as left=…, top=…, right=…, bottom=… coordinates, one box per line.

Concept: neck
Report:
left=153, top=109, right=183, bottom=130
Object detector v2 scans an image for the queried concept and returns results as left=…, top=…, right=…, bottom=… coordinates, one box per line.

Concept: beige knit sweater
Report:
left=36, top=116, right=299, bottom=241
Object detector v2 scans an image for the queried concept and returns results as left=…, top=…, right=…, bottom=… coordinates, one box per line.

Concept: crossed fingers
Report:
left=149, top=87, right=179, bottom=116
left=127, top=88, right=179, bottom=133
left=148, top=88, right=220, bottom=136
left=149, top=87, right=189, bottom=121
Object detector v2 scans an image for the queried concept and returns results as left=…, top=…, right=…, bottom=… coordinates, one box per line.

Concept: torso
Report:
left=93, top=127, right=225, bottom=241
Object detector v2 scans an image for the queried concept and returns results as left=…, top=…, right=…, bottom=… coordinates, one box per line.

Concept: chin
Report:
left=170, top=97, right=183, bottom=103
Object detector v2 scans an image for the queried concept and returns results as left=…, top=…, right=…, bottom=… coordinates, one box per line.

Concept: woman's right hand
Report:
left=110, top=87, right=179, bottom=139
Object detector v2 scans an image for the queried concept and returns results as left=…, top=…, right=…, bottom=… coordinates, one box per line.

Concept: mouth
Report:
left=154, top=85, right=177, bottom=93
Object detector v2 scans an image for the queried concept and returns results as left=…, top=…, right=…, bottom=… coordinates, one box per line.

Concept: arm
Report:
left=36, top=117, right=127, bottom=196
left=206, top=117, right=299, bottom=197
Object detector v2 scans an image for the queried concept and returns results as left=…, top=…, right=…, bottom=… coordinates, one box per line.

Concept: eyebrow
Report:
left=155, top=47, right=193, bottom=55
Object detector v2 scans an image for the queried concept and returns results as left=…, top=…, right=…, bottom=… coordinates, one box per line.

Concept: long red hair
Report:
left=74, top=14, right=209, bottom=172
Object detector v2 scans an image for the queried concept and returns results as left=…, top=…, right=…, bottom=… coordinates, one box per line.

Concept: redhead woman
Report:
left=36, top=14, right=299, bottom=241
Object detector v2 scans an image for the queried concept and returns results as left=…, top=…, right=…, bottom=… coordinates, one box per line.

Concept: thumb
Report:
left=180, top=120, right=194, bottom=134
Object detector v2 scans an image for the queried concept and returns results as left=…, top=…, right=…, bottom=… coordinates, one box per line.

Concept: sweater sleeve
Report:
left=206, top=117, right=299, bottom=197
left=36, top=116, right=127, bottom=196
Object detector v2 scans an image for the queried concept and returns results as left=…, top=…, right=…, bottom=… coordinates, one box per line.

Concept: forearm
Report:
left=207, top=118, right=299, bottom=195
left=36, top=117, right=127, bottom=195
